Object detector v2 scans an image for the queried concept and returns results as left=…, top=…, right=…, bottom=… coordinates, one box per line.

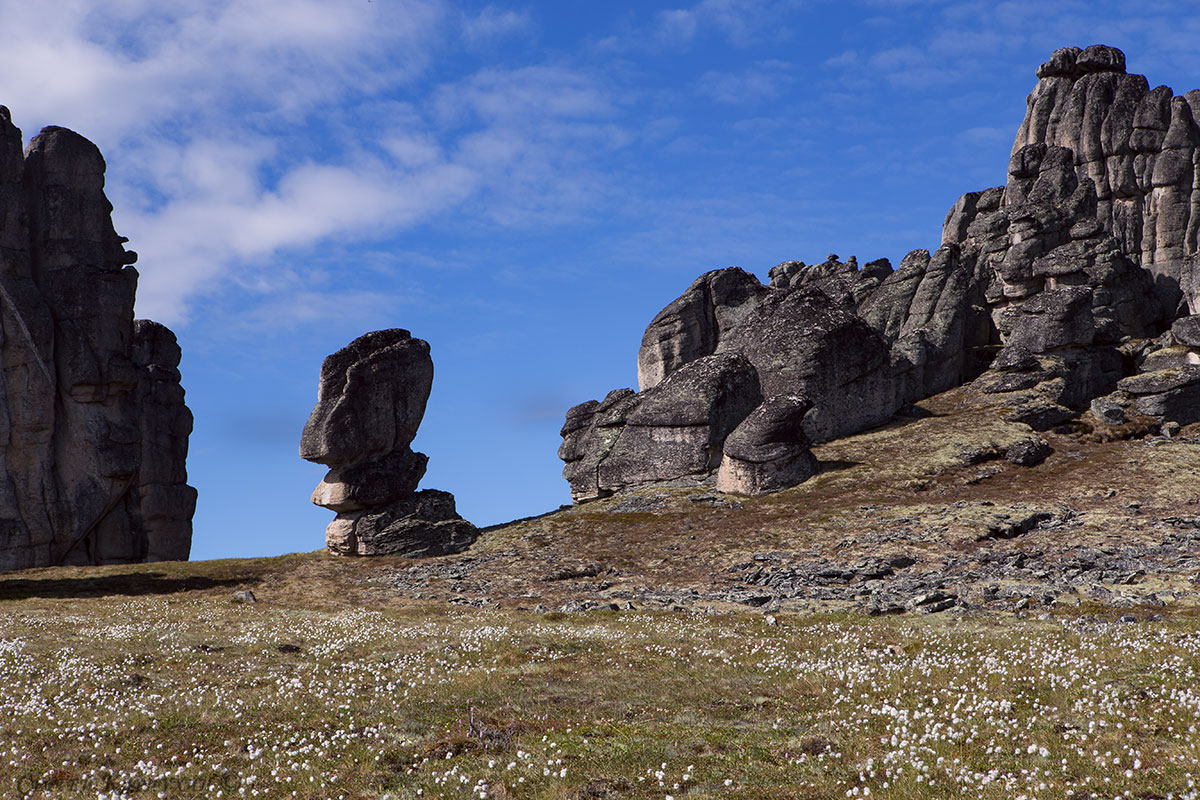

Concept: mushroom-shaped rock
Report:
left=716, top=395, right=818, bottom=496
left=301, top=329, right=476, bottom=557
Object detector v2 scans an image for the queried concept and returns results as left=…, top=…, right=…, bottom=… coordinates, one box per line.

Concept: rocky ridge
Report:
left=560, top=45, right=1200, bottom=503
left=301, top=329, right=477, bottom=557
left=0, top=114, right=195, bottom=571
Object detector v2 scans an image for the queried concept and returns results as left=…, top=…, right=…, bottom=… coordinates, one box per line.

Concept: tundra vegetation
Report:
left=3, top=555, right=1200, bottom=799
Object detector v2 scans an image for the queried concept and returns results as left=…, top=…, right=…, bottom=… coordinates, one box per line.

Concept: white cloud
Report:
left=0, top=0, right=639, bottom=329
left=653, top=0, right=802, bottom=47
left=698, top=61, right=795, bottom=104
left=462, top=5, right=533, bottom=44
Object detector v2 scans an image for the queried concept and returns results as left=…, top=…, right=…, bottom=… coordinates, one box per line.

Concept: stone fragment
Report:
left=328, top=491, right=478, bottom=558
left=1171, top=315, right=1200, bottom=347
left=1005, top=438, right=1052, bottom=467
left=1091, top=395, right=1128, bottom=425
left=310, top=449, right=428, bottom=513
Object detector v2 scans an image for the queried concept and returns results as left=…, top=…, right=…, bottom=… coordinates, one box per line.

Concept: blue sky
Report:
left=1, top=0, right=1199, bottom=560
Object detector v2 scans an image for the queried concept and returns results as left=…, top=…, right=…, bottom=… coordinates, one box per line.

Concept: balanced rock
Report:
left=0, top=116, right=195, bottom=571
left=301, top=330, right=477, bottom=556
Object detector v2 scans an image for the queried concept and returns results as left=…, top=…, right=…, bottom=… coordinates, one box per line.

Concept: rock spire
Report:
left=0, top=115, right=195, bottom=570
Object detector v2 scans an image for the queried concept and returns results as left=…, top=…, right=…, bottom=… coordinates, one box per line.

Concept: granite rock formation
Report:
left=560, top=45, right=1200, bottom=501
left=0, top=116, right=195, bottom=571
left=301, top=329, right=477, bottom=556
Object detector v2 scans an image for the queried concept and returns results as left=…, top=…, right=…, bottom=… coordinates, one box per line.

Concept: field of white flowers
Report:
left=3, top=576, right=1200, bottom=800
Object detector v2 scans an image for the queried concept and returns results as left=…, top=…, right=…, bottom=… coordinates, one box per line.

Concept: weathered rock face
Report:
left=560, top=45, right=1200, bottom=502
left=0, top=116, right=195, bottom=571
left=716, top=394, right=817, bottom=496
left=1007, top=44, right=1200, bottom=317
left=301, top=329, right=477, bottom=556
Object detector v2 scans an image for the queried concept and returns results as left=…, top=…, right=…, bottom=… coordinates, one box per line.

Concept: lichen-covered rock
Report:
left=716, top=394, right=817, bottom=496
left=1002, top=287, right=1096, bottom=352
left=1171, top=315, right=1200, bottom=347
left=597, top=353, right=762, bottom=494
left=1116, top=366, right=1200, bottom=425
left=301, top=330, right=476, bottom=557
left=1007, top=44, right=1200, bottom=316
left=636, top=268, right=767, bottom=391
left=0, top=116, right=194, bottom=571
left=715, top=288, right=898, bottom=442
left=559, top=45, right=1200, bottom=505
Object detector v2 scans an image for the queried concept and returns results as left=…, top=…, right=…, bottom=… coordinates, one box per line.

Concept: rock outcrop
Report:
left=301, top=329, right=477, bottom=557
left=0, top=115, right=195, bottom=571
left=560, top=45, right=1200, bottom=502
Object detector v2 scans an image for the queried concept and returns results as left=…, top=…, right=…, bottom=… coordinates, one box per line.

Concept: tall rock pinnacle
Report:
left=0, top=116, right=196, bottom=570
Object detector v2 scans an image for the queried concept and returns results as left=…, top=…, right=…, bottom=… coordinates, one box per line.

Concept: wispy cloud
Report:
left=461, top=5, right=534, bottom=45
left=698, top=60, right=795, bottom=104
left=0, top=0, right=635, bottom=329
left=653, top=0, right=803, bottom=47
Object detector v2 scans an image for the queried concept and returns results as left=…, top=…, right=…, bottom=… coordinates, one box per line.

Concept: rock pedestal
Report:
left=301, top=329, right=477, bottom=557
left=0, top=115, right=195, bottom=571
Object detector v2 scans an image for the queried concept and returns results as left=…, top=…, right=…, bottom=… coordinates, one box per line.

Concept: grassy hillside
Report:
left=3, top=394, right=1200, bottom=798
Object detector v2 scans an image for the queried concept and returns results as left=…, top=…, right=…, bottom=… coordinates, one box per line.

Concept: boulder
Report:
left=715, top=288, right=898, bottom=442
left=1117, top=366, right=1200, bottom=425
left=325, top=490, right=477, bottom=558
left=301, top=330, right=477, bottom=556
left=300, top=329, right=432, bottom=467
left=636, top=268, right=766, bottom=391
left=716, top=395, right=818, bottom=496
left=597, top=353, right=762, bottom=493
left=1171, top=315, right=1200, bottom=347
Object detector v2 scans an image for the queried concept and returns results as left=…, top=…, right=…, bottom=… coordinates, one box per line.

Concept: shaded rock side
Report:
left=636, top=268, right=766, bottom=391
left=561, top=354, right=762, bottom=502
left=0, top=117, right=194, bottom=571
left=300, top=328, right=433, bottom=467
left=716, top=394, right=818, bottom=496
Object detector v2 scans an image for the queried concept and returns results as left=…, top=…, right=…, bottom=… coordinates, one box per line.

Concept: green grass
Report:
left=3, top=567, right=1200, bottom=799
